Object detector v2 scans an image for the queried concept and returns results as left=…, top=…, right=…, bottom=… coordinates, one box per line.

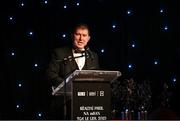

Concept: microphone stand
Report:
left=56, top=58, right=68, bottom=120
left=63, top=61, right=67, bottom=120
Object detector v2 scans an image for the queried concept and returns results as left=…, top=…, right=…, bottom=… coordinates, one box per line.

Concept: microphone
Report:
left=55, top=55, right=73, bottom=62
left=62, top=49, right=86, bottom=62
left=63, top=55, right=73, bottom=61
left=56, top=47, right=93, bottom=63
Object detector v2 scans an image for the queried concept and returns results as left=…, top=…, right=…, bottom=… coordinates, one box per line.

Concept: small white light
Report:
left=44, top=0, right=48, bottom=4
left=18, top=83, right=22, bottom=87
left=16, top=104, right=20, bottom=108
left=62, top=34, right=66, bottom=38
left=101, top=49, right=104, bottom=53
left=164, top=26, right=168, bottom=31
left=29, top=31, right=33, bottom=35
left=11, top=52, right=15, bottom=56
left=9, top=17, right=13, bottom=20
left=126, top=10, right=133, bottom=16
left=38, top=113, right=42, bottom=117
left=21, top=3, right=24, bottom=6
left=64, top=5, right=67, bottom=9
left=132, top=44, right=135, bottom=48
left=34, top=64, right=38, bottom=67
left=128, top=64, right=132, bottom=69
left=9, top=16, right=15, bottom=23
left=154, top=61, right=158, bottom=65
left=127, top=10, right=131, bottom=15
left=173, top=78, right=176, bottom=82
left=112, top=25, right=116, bottom=29
left=76, top=2, right=80, bottom=6
left=160, top=9, right=164, bottom=13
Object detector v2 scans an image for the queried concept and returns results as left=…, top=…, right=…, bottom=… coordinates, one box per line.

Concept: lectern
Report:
left=52, top=70, right=121, bottom=120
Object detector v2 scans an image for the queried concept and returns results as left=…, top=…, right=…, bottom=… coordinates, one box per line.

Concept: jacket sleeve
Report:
left=46, top=50, right=64, bottom=88
left=94, top=52, right=100, bottom=69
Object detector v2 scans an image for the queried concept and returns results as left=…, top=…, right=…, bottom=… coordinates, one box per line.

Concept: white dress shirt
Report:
left=72, top=49, right=85, bottom=70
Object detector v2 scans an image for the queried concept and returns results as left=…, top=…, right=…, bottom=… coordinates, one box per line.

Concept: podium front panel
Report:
left=72, top=81, right=111, bottom=120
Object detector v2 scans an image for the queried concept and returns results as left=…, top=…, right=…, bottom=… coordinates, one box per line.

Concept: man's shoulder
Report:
left=89, top=48, right=98, bottom=55
left=53, top=46, right=71, bottom=53
left=51, top=46, right=72, bottom=59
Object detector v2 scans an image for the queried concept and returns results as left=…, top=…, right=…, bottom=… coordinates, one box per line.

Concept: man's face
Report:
left=73, top=28, right=90, bottom=49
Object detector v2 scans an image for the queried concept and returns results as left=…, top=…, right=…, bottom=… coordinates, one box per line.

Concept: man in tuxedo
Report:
left=46, top=23, right=100, bottom=119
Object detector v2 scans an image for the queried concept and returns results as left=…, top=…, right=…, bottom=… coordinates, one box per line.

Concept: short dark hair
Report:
left=72, top=23, right=91, bottom=35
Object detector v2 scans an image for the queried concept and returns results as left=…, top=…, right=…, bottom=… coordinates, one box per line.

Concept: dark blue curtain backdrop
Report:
left=1, top=0, right=180, bottom=119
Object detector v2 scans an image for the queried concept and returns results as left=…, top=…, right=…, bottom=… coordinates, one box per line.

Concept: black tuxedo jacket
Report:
left=46, top=46, right=100, bottom=87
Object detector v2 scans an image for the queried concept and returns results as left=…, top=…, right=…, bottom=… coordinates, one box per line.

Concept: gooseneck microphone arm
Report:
left=55, top=52, right=86, bottom=63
